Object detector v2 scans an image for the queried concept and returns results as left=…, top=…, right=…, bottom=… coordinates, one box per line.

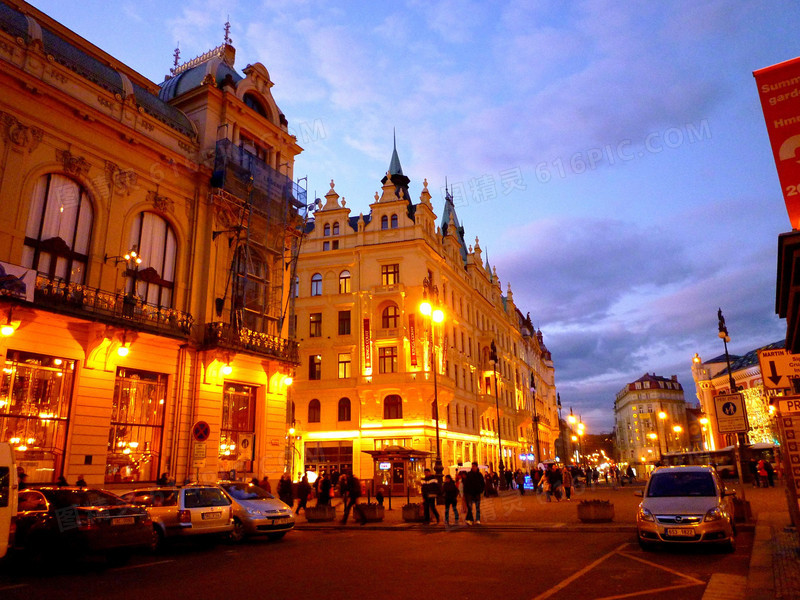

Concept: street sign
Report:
left=714, top=392, right=749, bottom=433
left=778, top=398, right=800, bottom=414
left=192, top=421, right=211, bottom=443
left=192, top=442, right=206, bottom=468
left=758, top=347, right=800, bottom=389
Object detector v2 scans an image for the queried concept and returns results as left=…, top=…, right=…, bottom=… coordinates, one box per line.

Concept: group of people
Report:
left=749, top=458, right=775, bottom=487
left=418, top=462, right=487, bottom=526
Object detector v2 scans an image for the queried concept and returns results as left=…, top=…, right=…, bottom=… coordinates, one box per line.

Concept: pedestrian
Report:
left=277, top=472, right=294, bottom=507
left=592, top=467, right=599, bottom=487
left=340, top=471, right=365, bottom=525
left=442, top=474, right=459, bottom=526
left=626, top=464, right=636, bottom=484
left=505, top=469, right=514, bottom=490
left=463, top=462, right=485, bottom=525
left=318, top=472, right=332, bottom=505
left=542, top=471, right=553, bottom=501
left=515, top=470, right=525, bottom=495
left=75, top=475, right=87, bottom=487
left=757, top=460, right=768, bottom=488
left=376, top=486, right=385, bottom=507
left=259, top=475, right=271, bottom=493
left=157, top=472, right=169, bottom=486
left=295, top=474, right=311, bottom=514
left=56, top=475, right=68, bottom=486
left=421, top=468, right=441, bottom=524
left=457, top=471, right=467, bottom=515
left=18, top=472, right=28, bottom=490
left=764, top=460, right=775, bottom=487
left=749, top=458, right=760, bottom=487
left=561, top=466, right=572, bottom=501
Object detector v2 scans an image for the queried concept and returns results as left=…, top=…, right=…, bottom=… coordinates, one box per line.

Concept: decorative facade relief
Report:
left=0, top=111, right=43, bottom=152
left=147, top=189, right=174, bottom=214
left=55, top=148, right=90, bottom=176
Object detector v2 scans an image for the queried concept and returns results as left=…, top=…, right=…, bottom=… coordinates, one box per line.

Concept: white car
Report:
left=217, top=481, right=295, bottom=542
left=636, top=465, right=736, bottom=551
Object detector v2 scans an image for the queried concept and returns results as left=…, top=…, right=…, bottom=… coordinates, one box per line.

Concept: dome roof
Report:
left=158, top=55, right=242, bottom=102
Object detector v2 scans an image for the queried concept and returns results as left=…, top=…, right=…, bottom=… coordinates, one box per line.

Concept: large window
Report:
left=384, top=394, right=402, bottom=419
left=338, top=353, right=351, bottom=379
left=23, top=174, right=93, bottom=284
left=311, top=273, right=322, bottom=296
left=308, top=355, right=322, bottom=380
left=308, top=399, right=321, bottom=423
left=339, top=270, right=351, bottom=294
left=381, top=264, right=399, bottom=285
left=128, top=212, right=177, bottom=308
left=338, top=398, right=351, bottom=422
left=338, top=310, right=351, bottom=335
left=219, top=382, right=257, bottom=475
left=0, top=351, right=73, bottom=483
left=106, top=367, right=167, bottom=483
left=379, top=347, right=398, bottom=374
left=233, top=247, right=273, bottom=334
left=381, top=304, right=399, bottom=328
left=310, top=313, right=322, bottom=337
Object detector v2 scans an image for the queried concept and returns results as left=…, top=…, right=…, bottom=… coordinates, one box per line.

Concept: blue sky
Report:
left=29, top=0, right=799, bottom=432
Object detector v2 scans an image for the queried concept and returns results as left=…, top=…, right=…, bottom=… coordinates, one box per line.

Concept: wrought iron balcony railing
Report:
left=204, top=321, right=299, bottom=365
left=31, top=275, right=193, bottom=338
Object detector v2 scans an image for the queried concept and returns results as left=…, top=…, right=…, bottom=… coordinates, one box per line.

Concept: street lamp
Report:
left=420, top=277, right=444, bottom=483
left=717, top=308, right=747, bottom=496
left=529, top=374, right=541, bottom=467
left=658, top=409, right=668, bottom=454
left=577, top=420, right=585, bottom=467
left=556, top=393, right=563, bottom=462
left=489, top=340, right=505, bottom=484
left=672, top=424, right=683, bottom=452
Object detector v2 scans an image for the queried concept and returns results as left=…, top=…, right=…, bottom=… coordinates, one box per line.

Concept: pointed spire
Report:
left=224, top=18, right=232, bottom=45
left=389, top=130, right=404, bottom=176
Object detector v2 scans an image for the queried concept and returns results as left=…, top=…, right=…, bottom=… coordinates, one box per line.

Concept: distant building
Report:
left=614, top=373, right=687, bottom=470
left=691, top=340, right=782, bottom=449
left=289, top=145, right=559, bottom=492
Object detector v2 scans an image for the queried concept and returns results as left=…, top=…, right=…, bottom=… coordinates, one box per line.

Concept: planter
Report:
left=305, top=504, right=336, bottom=522
left=402, top=503, right=426, bottom=522
left=358, top=503, right=385, bottom=522
left=577, top=500, right=614, bottom=523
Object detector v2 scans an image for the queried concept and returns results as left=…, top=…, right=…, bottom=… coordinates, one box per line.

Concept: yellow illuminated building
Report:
left=0, top=1, right=304, bottom=486
left=290, top=145, right=559, bottom=491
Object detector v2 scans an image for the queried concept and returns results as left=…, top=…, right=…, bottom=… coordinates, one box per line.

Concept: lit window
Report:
left=379, top=347, right=397, bottom=374
left=339, top=270, right=351, bottom=294
left=382, top=304, right=399, bottom=328
left=381, top=264, right=399, bottom=285
left=338, top=353, right=351, bottom=379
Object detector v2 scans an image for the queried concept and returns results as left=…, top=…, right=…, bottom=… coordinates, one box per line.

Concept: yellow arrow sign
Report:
left=757, top=348, right=798, bottom=389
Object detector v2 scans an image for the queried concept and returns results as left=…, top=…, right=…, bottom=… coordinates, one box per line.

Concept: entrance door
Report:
left=391, top=461, right=405, bottom=495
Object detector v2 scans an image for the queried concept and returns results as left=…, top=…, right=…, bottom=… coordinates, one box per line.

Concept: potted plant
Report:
left=357, top=502, right=385, bottom=522
left=402, top=502, right=426, bottom=522
left=305, top=504, right=336, bottom=522
left=577, top=499, right=615, bottom=523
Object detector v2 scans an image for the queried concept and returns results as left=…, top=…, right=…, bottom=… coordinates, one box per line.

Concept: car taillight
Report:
left=178, top=509, right=191, bottom=524
left=8, top=516, right=15, bottom=545
left=77, top=511, right=98, bottom=530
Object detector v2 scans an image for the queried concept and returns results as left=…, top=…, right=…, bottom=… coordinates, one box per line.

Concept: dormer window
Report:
left=324, top=223, right=331, bottom=237
left=243, top=93, right=267, bottom=118
left=381, top=215, right=388, bottom=230
left=333, top=222, right=340, bottom=235
left=391, top=214, right=398, bottom=228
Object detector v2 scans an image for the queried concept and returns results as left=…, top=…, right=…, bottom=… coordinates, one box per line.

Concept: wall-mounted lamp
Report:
left=105, top=246, right=143, bottom=266
left=283, top=375, right=293, bottom=386
left=117, top=331, right=130, bottom=357
left=1, top=309, right=20, bottom=337
left=221, top=363, right=233, bottom=376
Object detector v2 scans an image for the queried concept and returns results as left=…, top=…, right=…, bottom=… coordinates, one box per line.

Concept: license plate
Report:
left=202, top=512, right=221, bottom=520
left=667, top=527, right=694, bottom=537
left=272, top=517, right=291, bottom=525
left=113, top=516, right=135, bottom=526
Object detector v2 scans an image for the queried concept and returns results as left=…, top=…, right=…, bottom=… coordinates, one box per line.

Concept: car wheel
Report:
left=266, top=531, right=287, bottom=541
left=150, top=525, right=165, bottom=553
left=229, top=518, right=246, bottom=543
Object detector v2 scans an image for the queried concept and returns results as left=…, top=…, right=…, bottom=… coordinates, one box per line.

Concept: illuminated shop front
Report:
left=0, top=351, right=73, bottom=482
left=304, top=441, right=353, bottom=477
left=363, top=444, right=431, bottom=497
left=218, top=382, right=257, bottom=478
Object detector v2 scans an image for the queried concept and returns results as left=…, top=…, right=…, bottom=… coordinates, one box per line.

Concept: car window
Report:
left=222, top=483, right=275, bottom=501
left=183, top=488, right=231, bottom=508
left=45, top=489, right=127, bottom=508
left=123, top=490, right=178, bottom=507
left=647, top=472, right=717, bottom=497
left=18, top=490, right=47, bottom=512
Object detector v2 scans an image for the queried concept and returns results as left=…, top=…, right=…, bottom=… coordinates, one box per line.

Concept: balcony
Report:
left=204, top=321, right=299, bottom=365
left=27, top=275, right=193, bottom=338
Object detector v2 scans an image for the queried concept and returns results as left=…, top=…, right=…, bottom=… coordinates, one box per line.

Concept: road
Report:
left=0, top=526, right=753, bottom=600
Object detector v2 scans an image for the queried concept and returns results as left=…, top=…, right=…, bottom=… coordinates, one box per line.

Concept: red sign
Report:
left=754, top=56, right=800, bottom=228
left=363, top=318, right=371, bottom=370
left=192, top=421, right=211, bottom=442
left=409, top=314, right=417, bottom=366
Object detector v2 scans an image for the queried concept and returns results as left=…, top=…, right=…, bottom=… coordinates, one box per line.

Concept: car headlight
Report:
left=245, top=507, right=263, bottom=517
left=704, top=507, right=724, bottom=522
left=638, top=507, right=655, bottom=522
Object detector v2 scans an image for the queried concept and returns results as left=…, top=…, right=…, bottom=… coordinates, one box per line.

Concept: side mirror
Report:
left=634, top=490, right=643, bottom=497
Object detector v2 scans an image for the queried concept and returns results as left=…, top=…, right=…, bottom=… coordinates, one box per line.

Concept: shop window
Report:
left=339, top=270, right=351, bottom=294
left=23, top=173, right=93, bottom=285
left=0, top=351, right=74, bottom=483
left=219, top=382, right=257, bottom=475
left=308, top=399, right=321, bottom=423
left=310, top=313, right=322, bottom=337
left=379, top=347, right=397, bottom=374
left=381, top=264, right=399, bottom=285
left=338, top=353, right=351, bottom=379
left=381, top=304, right=399, bottom=328
left=106, top=367, right=166, bottom=483
left=338, top=398, right=351, bottom=421
left=383, top=394, right=402, bottom=419
left=338, top=310, right=351, bottom=335
left=128, top=212, right=177, bottom=308
left=311, top=273, right=322, bottom=296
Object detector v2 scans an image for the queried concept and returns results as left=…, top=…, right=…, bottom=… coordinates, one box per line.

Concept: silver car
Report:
left=636, top=465, right=736, bottom=551
left=217, top=481, right=295, bottom=542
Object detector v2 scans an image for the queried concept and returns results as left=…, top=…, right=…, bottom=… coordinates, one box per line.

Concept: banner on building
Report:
left=0, top=261, right=35, bottom=302
left=363, top=318, right=371, bottom=370
left=409, top=314, right=417, bottom=366
left=754, top=56, right=800, bottom=228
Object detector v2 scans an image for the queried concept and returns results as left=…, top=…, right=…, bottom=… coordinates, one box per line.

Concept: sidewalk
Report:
left=294, top=481, right=800, bottom=599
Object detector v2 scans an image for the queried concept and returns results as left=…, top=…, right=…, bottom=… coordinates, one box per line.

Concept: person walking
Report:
left=561, top=466, right=573, bottom=501
left=317, top=472, right=332, bottom=505
left=421, top=468, right=441, bottom=524
left=764, top=459, right=775, bottom=487
left=749, top=459, right=760, bottom=487
left=515, top=470, right=526, bottom=495
left=295, top=474, right=312, bottom=515
left=757, top=460, right=768, bottom=489
left=259, top=475, right=271, bottom=493
left=464, top=462, right=485, bottom=525
left=442, top=474, right=459, bottom=526
left=277, top=472, right=294, bottom=507
left=340, top=471, right=365, bottom=525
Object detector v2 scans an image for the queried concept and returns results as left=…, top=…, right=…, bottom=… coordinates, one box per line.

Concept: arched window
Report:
left=339, top=270, right=351, bottom=294
left=128, top=212, right=177, bottom=307
left=243, top=93, right=268, bottom=118
left=381, top=304, right=399, bottom=328
left=23, top=173, right=93, bottom=284
left=390, top=214, right=398, bottom=229
left=323, top=223, right=331, bottom=237
left=338, top=397, right=351, bottom=422
left=381, top=215, right=388, bottom=230
left=308, top=399, right=321, bottom=423
left=333, top=222, right=340, bottom=235
left=311, top=273, right=322, bottom=296
left=233, top=247, right=272, bottom=333
left=384, top=394, right=402, bottom=420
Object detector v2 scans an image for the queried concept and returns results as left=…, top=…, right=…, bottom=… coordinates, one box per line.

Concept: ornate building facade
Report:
left=290, top=145, right=559, bottom=491
left=0, top=1, right=304, bottom=486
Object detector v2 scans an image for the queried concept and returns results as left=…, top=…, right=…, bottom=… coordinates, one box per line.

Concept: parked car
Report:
left=119, top=485, right=233, bottom=550
left=14, top=487, right=152, bottom=565
left=635, top=465, right=736, bottom=551
left=217, top=481, right=295, bottom=542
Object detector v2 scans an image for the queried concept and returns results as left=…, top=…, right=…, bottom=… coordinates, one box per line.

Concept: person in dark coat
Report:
left=463, top=462, right=485, bottom=525
left=317, top=473, right=332, bottom=505
left=277, top=473, right=294, bottom=507
left=421, top=468, right=440, bottom=524
left=56, top=475, right=68, bottom=486
left=295, top=475, right=312, bottom=514
left=442, top=474, right=459, bottom=525
left=340, top=472, right=364, bottom=525
left=764, top=460, right=775, bottom=487
left=75, top=475, right=87, bottom=487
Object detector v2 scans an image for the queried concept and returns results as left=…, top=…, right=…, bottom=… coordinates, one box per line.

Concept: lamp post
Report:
left=529, top=374, right=541, bottom=466
left=557, top=393, right=564, bottom=463
left=420, top=277, right=444, bottom=483
left=658, top=408, right=668, bottom=455
left=672, top=425, right=683, bottom=452
left=717, top=308, right=746, bottom=497
left=577, top=420, right=585, bottom=466
left=489, top=340, right=505, bottom=484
